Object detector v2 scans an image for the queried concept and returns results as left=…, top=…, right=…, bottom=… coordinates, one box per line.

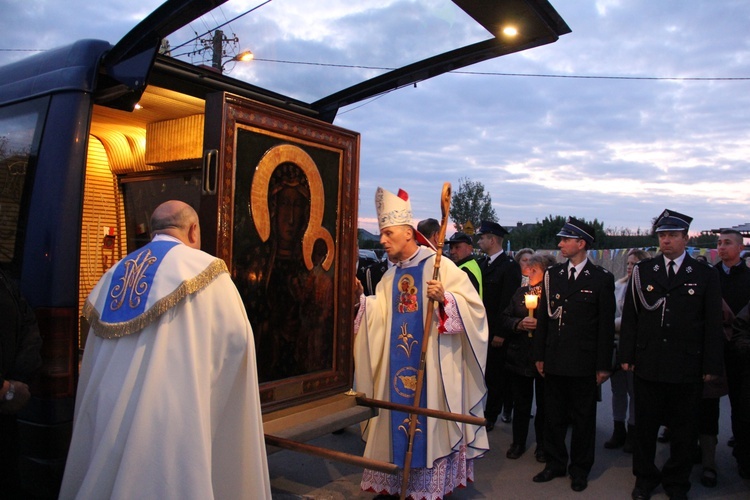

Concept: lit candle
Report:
left=524, top=294, right=538, bottom=318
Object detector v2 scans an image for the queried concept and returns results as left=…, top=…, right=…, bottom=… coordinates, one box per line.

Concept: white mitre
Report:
left=375, top=187, right=413, bottom=230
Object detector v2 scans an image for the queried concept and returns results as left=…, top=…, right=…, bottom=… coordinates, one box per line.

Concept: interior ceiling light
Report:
left=502, top=26, right=518, bottom=37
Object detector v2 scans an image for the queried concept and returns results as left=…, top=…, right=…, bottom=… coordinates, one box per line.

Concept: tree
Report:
left=449, top=177, right=497, bottom=233
left=507, top=215, right=608, bottom=250
left=689, top=232, right=718, bottom=249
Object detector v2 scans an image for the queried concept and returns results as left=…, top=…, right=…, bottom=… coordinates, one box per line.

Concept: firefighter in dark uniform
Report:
left=477, top=220, right=522, bottom=430
left=532, top=217, right=615, bottom=493
left=619, top=209, right=724, bottom=500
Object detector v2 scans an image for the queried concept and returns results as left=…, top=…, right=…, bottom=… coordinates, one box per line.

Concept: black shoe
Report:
left=658, top=428, right=671, bottom=443
left=534, top=447, right=547, bottom=463
left=631, top=486, right=652, bottom=500
left=501, top=413, right=512, bottom=423
left=486, top=421, right=495, bottom=432
left=571, top=477, right=588, bottom=492
left=604, top=421, right=627, bottom=449
left=506, top=443, right=526, bottom=459
left=533, top=468, right=565, bottom=483
left=700, top=467, right=717, bottom=488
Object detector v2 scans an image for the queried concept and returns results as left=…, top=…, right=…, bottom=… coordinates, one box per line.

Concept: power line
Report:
left=252, top=57, right=392, bottom=71
left=170, top=0, right=273, bottom=52
left=232, top=56, right=750, bottom=82
left=3, top=46, right=749, bottom=82
left=454, top=70, right=750, bottom=81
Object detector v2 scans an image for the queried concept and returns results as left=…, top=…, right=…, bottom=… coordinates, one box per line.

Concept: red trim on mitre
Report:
left=397, top=189, right=409, bottom=201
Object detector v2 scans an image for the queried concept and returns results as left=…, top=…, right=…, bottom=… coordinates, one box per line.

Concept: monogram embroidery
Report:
left=109, top=248, right=158, bottom=311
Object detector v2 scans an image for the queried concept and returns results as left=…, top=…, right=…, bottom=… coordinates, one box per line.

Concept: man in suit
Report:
left=533, top=217, right=615, bottom=493
left=620, top=209, right=724, bottom=500
left=477, top=220, right=522, bottom=430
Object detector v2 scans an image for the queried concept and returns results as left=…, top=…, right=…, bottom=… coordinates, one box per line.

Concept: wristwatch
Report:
left=4, top=382, right=15, bottom=401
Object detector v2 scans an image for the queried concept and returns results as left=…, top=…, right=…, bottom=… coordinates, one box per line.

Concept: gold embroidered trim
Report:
left=85, top=259, right=228, bottom=339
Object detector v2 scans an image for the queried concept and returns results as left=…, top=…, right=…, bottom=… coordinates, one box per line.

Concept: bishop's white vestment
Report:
left=59, top=235, right=271, bottom=500
left=354, top=246, right=489, bottom=499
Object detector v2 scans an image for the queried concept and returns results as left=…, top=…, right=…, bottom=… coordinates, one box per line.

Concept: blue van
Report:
left=0, top=0, right=569, bottom=496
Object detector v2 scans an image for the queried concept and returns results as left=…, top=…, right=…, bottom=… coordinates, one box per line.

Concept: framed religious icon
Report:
left=201, top=92, right=360, bottom=411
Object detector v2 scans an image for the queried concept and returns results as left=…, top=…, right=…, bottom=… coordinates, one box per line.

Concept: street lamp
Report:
left=235, top=50, right=254, bottom=63
left=220, top=50, right=253, bottom=73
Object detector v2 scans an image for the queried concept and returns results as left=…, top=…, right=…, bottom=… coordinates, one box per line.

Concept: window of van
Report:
left=120, top=172, right=202, bottom=252
left=0, top=98, right=47, bottom=265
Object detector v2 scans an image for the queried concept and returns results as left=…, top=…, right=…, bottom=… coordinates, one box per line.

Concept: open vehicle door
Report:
left=97, top=0, right=229, bottom=110
left=0, top=1, right=570, bottom=496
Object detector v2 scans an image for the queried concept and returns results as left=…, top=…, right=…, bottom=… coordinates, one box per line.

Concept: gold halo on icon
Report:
left=251, top=144, right=334, bottom=271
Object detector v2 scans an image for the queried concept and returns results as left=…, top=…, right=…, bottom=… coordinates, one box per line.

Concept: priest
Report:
left=60, top=200, right=271, bottom=500
left=354, top=187, right=489, bottom=500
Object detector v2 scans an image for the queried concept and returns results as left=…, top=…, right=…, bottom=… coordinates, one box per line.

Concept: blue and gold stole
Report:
left=101, top=241, right=179, bottom=323
left=390, top=260, right=428, bottom=468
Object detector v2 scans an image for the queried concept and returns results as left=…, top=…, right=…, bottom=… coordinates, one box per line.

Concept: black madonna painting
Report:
left=236, top=141, right=336, bottom=381
left=208, top=94, right=360, bottom=409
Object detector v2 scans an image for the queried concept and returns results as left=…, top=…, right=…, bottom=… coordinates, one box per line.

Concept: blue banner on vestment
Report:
left=101, top=241, right=179, bottom=323
left=389, top=261, right=428, bottom=469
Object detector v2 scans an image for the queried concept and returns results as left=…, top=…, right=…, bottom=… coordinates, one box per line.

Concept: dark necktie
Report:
left=667, top=260, right=675, bottom=281
left=569, top=267, right=576, bottom=286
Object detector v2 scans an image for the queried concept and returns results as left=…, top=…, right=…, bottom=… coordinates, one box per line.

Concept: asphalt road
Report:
left=269, top=382, right=749, bottom=499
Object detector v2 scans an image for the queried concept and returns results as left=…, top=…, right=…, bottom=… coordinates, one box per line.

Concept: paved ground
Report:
left=269, top=383, right=749, bottom=499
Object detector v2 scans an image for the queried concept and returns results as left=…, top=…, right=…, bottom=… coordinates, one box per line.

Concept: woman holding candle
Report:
left=514, top=247, right=534, bottom=287
left=501, top=253, right=556, bottom=461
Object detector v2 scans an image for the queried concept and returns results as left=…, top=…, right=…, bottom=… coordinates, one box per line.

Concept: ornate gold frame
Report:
left=206, top=93, right=360, bottom=411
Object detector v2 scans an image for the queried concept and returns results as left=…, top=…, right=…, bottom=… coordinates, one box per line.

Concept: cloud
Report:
left=0, top=0, right=747, bottom=237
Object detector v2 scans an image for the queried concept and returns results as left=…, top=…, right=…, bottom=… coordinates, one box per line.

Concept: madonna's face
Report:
left=275, top=186, right=307, bottom=248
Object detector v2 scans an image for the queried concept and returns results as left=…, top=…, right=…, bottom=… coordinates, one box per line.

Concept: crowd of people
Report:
left=4, top=193, right=749, bottom=500
left=357, top=195, right=750, bottom=500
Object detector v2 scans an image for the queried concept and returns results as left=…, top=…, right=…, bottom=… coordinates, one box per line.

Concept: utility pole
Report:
left=191, top=29, right=244, bottom=73
left=211, top=30, right=224, bottom=70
